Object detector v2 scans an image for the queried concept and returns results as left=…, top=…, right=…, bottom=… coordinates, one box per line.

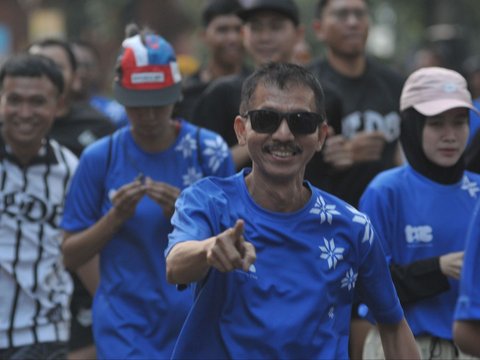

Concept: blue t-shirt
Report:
left=61, top=121, right=234, bottom=359
left=455, top=198, right=480, bottom=321
left=360, top=165, right=480, bottom=339
left=166, top=169, right=403, bottom=359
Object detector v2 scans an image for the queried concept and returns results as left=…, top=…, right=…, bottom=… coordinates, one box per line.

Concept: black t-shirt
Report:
left=173, top=71, right=209, bottom=123
left=194, top=73, right=249, bottom=147
left=308, top=57, right=405, bottom=206
left=51, top=102, right=116, bottom=157
left=304, top=80, right=343, bottom=191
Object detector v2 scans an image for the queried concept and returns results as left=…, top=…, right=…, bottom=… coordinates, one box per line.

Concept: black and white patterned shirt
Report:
left=0, top=137, right=78, bottom=348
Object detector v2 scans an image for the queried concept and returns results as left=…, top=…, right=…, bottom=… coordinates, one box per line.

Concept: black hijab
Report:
left=400, top=107, right=466, bottom=184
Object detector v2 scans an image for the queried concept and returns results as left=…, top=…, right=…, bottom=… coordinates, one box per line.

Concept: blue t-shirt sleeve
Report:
left=166, top=181, right=221, bottom=257
left=61, top=140, right=110, bottom=232
left=359, top=184, right=394, bottom=264
left=353, top=210, right=403, bottom=324
left=455, top=200, right=480, bottom=320
left=198, top=128, right=235, bottom=177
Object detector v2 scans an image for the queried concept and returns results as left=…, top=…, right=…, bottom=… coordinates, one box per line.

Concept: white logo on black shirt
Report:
left=342, top=110, right=400, bottom=142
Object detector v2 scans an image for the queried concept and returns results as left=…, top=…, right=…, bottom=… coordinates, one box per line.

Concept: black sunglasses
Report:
left=243, top=109, right=323, bottom=135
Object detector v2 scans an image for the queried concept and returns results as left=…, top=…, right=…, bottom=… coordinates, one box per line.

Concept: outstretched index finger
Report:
left=233, top=219, right=244, bottom=241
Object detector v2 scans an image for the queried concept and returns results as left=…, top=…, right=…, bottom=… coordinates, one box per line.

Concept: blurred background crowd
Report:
left=2, top=0, right=480, bottom=97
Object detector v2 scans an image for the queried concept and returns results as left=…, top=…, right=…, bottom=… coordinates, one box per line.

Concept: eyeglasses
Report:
left=243, top=109, right=323, bottom=135
left=329, top=8, right=368, bottom=22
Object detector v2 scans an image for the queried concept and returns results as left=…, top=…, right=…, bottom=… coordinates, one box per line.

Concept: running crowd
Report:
left=1, top=0, right=479, bottom=359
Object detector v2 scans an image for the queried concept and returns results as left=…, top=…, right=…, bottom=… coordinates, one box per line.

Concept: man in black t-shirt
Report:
left=174, top=0, right=246, bottom=123
left=309, top=0, right=404, bottom=208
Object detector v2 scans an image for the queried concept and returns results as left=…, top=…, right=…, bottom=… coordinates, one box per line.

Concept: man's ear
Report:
left=234, top=115, right=247, bottom=145
left=312, top=19, right=326, bottom=42
left=71, top=70, right=82, bottom=96
left=316, top=122, right=329, bottom=152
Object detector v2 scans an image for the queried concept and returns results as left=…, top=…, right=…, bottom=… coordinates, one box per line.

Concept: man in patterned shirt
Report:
left=0, top=54, right=78, bottom=359
left=165, top=62, right=420, bottom=359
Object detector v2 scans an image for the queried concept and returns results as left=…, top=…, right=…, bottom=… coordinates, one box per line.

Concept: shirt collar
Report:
left=0, top=136, right=59, bottom=167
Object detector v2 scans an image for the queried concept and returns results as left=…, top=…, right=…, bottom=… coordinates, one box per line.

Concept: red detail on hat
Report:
left=121, top=64, right=175, bottom=90
left=120, top=47, right=175, bottom=90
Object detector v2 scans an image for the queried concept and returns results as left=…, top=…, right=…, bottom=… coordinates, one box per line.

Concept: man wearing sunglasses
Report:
left=193, top=0, right=343, bottom=194
left=165, top=62, right=420, bottom=360
left=193, top=0, right=305, bottom=170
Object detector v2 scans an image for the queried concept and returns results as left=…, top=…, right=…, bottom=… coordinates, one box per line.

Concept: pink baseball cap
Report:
left=400, top=66, right=476, bottom=116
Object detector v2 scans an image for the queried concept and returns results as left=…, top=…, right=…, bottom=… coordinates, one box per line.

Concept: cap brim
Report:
left=114, top=82, right=183, bottom=107
left=414, top=99, right=479, bottom=116
left=237, top=7, right=298, bottom=25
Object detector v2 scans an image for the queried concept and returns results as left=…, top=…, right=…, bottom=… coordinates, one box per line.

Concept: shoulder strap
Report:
left=102, top=134, right=113, bottom=203
left=106, top=133, right=113, bottom=171
left=195, top=126, right=205, bottom=175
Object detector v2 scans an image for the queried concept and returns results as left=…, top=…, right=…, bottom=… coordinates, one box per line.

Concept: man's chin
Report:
left=332, top=47, right=365, bottom=60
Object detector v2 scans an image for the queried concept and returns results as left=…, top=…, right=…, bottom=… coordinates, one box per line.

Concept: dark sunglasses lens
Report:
left=249, top=110, right=281, bottom=133
left=288, top=112, right=320, bottom=134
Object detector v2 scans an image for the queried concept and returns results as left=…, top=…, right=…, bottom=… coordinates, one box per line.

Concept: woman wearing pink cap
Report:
left=360, top=67, right=480, bottom=359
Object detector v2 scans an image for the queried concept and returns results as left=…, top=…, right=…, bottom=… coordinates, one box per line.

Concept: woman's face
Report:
left=422, top=107, right=470, bottom=167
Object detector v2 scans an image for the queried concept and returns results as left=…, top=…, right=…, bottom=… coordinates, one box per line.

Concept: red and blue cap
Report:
left=114, top=33, right=182, bottom=107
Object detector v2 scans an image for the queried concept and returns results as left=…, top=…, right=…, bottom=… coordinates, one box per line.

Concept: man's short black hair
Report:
left=0, top=53, right=64, bottom=95
left=28, top=38, right=78, bottom=72
left=71, top=39, right=101, bottom=63
left=238, top=0, right=300, bottom=26
left=202, top=0, right=242, bottom=27
left=315, top=0, right=369, bottom=18
left=240, top=62, right=326, bottom=120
